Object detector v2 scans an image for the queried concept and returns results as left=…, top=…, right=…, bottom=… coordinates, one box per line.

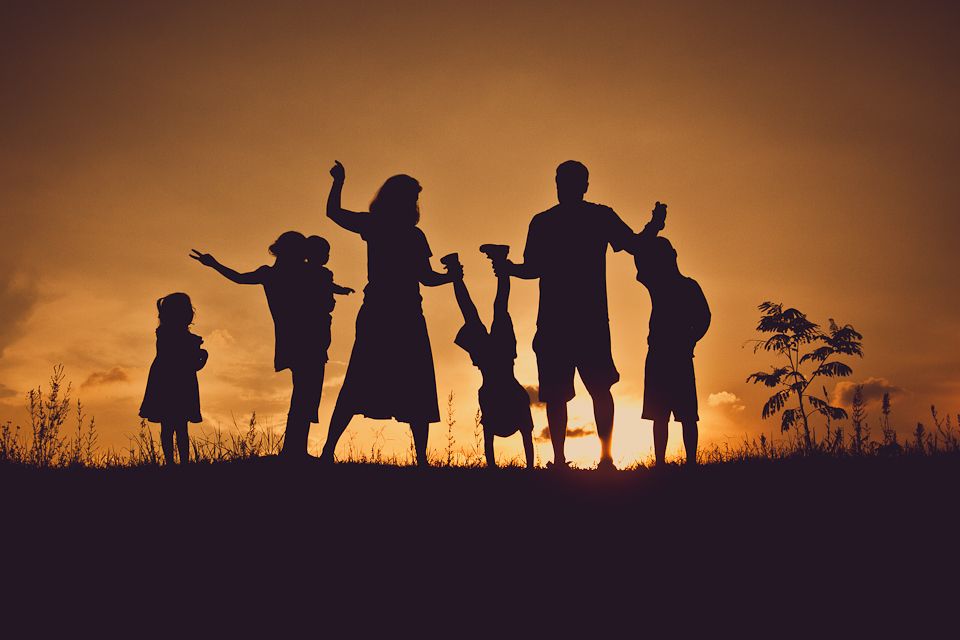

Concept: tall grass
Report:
left=2, top=367, right=958, bottom=469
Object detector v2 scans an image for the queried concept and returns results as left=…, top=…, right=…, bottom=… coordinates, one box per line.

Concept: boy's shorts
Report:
left=642, top=349, right=699, bottom=422
left=533, top=326, right=620, bottom=404
left=289, top=363, right=326, bottom=423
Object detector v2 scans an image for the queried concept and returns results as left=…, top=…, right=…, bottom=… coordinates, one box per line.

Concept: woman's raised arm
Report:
left=327, top=160, right=369, bottom=234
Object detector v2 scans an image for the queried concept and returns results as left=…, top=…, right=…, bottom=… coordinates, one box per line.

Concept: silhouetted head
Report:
left=647, top=237, right=680, bottom=279
left=269, top=231, right=307, bottom=263
left=370, top=175, right=421, bottom=226
left=555, top=160, right=589, bottom=204
left=306, top=235, right=331, bottom=266
left=156, top=292, right=194, bottom=329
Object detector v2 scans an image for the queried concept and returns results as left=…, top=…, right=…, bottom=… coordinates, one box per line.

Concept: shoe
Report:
left=479, top=244, right=510, bottom=265
left=546, top=460, right=570, bottom=471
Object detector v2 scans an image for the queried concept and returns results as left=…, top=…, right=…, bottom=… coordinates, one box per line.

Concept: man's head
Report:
left=306, top=235, right=330, bottom=265
left=555, top=160, right=589, bottom=204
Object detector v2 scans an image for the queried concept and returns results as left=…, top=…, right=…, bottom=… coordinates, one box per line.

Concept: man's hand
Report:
left=189, top=249, right=217, bottom=267
left=330, top=160, right=345, bottom=183
left=493, top=259, right=515, bottom=278
left=342, top=287, right=355, bottom=295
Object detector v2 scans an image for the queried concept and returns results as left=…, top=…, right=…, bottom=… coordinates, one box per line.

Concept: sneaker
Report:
left=479, top=244, right=510, bottom=267
left=545, top=460, right=570, bottom=471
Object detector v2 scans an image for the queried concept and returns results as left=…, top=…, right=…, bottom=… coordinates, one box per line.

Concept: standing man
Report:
left=499, top=161, right=635, bottom=470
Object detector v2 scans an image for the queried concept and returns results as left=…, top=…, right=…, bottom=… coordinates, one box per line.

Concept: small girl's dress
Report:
left=139, top=326, right=206, bottom=423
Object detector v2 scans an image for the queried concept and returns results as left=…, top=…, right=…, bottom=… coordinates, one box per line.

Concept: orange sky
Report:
left=2, top=1, right=958, bottom=466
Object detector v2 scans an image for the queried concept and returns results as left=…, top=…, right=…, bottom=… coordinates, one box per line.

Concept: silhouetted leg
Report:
left=321, top=400, right=354, bottom=462
left=484, top=429, right=496, bottom=468
left=452, top=274, right=482, bottom=327
left=409, top=421, right=429, bottom=467
left=282, top=417, right=310, bottom=459
left=521, top=429, right=535, bottom=469
left=174, top=421, right=189, bottom=464
left=653, top=418, right=669, bottom=466
left=160, top=422, right=175, bottom=465
left=546, top=401, right=567, bottom=465
left=682, top=420, right=698, bottom=465
left=589, top=386, right=615, bottom=462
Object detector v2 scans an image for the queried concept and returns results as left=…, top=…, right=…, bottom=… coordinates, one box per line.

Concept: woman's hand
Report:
left=330, top=160, right=345, bottom=183
left=189, top=249, right=217, bottom=267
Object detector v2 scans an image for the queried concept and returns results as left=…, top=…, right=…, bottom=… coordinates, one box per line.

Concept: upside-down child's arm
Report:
left=189, top=250, right=264, bottom=285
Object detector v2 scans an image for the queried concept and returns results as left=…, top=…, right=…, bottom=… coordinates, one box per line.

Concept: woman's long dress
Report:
left=335, top=218, right=440, bottom=424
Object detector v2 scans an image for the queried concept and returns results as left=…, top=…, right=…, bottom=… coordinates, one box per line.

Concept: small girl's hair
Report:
left=306, top=235, right=331, bottom=264
left=157, top=292, right=195, bottom=328
left=269, top=231, right=307, bottom=260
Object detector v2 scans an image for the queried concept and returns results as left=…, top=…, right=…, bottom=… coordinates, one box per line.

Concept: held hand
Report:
left=493, top=259, right=514, bottom=278
left=344, top=287, right=355, bottom=295
left=330, top=160, right=345, bottom=183
left=652, top=201, right=667, bottom=228
left=445, top=262, right=464, bottom=281
left=189, top=249, right=217, bottom=267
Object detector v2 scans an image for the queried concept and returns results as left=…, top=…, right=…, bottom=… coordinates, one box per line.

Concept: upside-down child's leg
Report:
left=452, top=274, right=482, bottom=327
left=681, top=420, right=698, bottom=465
left=521, top=429, right=534, bottom=469
left=484, top=429, right=496, bottom=468
left=653, top=418, right=669, bottom=466
left=493, top=274, right=510, bottom=323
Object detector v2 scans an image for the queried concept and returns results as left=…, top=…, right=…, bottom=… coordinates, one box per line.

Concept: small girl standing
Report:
left=140, top=292, right=208, bottom=465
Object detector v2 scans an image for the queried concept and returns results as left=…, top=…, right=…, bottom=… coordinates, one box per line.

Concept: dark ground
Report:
left=3, top=457, right=958, bottom=631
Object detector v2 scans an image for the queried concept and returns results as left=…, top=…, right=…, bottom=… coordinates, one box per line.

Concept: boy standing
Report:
left=633, top=203, right=710, bottom=466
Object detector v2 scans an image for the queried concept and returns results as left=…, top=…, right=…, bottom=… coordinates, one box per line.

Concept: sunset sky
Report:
left=2, top=1, right=958, bottom=466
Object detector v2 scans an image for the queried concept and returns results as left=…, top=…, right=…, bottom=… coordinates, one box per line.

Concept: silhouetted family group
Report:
left=140, top=160, right=710, bottom=469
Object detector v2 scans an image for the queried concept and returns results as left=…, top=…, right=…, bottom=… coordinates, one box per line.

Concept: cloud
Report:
left=0, top=270, right=39, bottom=358
left=81, top=367, right=130, bottom=389
left=0, top=382, right=17, bottom=399
left=534, top=424, right=596, bottom=442
left=831, top=377, right=906, bottom=409
left=707, top=391, right=746, bottom=412
left=524, top=385, right=545, bottom=408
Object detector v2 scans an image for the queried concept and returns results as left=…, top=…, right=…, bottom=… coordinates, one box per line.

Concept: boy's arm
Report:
left=691, top=283, right=711, bottom=345
left=190, top=250, right=264, bottom=285
left=627, top=202, right=667, bottom=255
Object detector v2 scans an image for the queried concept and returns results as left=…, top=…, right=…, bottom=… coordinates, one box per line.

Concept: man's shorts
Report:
left=289, top=363, right=326, bottom=423
left=642, top=349, right=698, bottom=422
left=533, top=326, right=620, bottom=404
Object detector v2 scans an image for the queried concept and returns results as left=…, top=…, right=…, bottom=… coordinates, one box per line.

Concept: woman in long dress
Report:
left=320, top=161, right=457, bottom=466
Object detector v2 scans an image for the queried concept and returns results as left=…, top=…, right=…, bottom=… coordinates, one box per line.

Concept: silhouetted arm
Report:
left=420, top=266, right=456, bottom=287
left=626, top=202, right=667, bottom=255
left=690, top=282, right=711, bottom=345
left=190, top=250, right=264, bottom=285
left=498, top=217, right=542, bottom=279
left=326, top=161, right=370, bottom=234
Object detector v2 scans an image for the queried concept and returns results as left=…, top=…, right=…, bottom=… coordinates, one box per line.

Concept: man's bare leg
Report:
left=653, top=418, right=669, bottom=466
left=590, top=386, right=615, bottom=463
left=682, top=420, right=699, bottom=465
left=546, top=401, right=567, bottom=466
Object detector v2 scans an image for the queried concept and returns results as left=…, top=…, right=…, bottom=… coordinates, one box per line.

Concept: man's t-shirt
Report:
left=522, top=201, right=634, bottom=336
